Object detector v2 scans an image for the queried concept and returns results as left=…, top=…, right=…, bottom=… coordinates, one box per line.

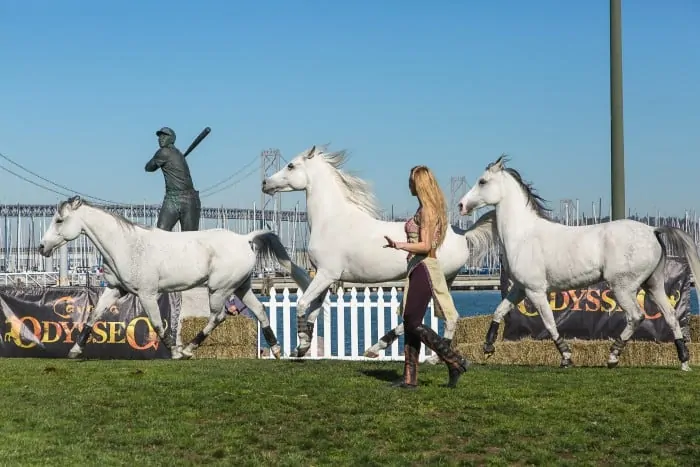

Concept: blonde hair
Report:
left=411, top=165, right=448, bottom=248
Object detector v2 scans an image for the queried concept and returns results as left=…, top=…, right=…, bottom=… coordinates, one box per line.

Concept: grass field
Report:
left=1, top=359, right=698, bottom=466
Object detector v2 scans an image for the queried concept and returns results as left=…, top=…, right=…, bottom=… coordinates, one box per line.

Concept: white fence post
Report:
left=260, top=286, right=438, bottom=362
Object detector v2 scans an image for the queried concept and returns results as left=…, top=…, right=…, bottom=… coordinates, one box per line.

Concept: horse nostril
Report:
left=458, top=202, right=463, bottom=211
left=262, top=180, right=267, bottom=186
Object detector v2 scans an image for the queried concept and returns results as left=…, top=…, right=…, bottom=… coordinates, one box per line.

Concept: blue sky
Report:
left=1, top=0, right=698, bottom=218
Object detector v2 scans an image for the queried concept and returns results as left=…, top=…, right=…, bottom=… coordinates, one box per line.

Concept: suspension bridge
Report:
left=2, top=148, right=700, bottom=288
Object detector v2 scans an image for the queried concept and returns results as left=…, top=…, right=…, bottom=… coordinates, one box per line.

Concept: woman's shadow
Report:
left=359, top=368, right=401, bottom=382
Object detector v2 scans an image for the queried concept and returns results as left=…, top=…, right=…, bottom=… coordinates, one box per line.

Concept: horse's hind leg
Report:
left=645, top=279, right=691, bottom=371
left=607, top=287, right=645, bottom=369
left=364, top=324, right=404, bottom=359
left=178, top=288, right=230, bottom=360
left=138, top=294, right=174, bottom=351
left=236, top=283, right=282, bottom=359
left=69, top=287, right=126, bottom=359
left=525, top=289, right=573, bottom=367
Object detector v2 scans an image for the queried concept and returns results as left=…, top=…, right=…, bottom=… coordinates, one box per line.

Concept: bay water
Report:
left=255, top=290, right=698, bottom=355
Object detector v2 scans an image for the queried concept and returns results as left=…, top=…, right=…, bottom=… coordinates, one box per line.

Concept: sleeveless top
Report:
left=398, top=208, right=459, bottom=322
left=404, top=207, right=440, bottom=261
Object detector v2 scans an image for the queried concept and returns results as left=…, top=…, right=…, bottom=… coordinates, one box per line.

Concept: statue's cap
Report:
left=156, top=127, right=175, bottom=138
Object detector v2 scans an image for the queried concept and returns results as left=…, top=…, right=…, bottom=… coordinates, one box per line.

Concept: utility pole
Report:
left=610, top=0, right=625, bottom=220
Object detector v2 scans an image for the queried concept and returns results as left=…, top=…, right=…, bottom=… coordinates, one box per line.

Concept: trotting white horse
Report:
left=261, top=145, right=498, bottom=360
left=459, top=155, right=700, bottom=371
left=38, top=196, right=312, bottom=360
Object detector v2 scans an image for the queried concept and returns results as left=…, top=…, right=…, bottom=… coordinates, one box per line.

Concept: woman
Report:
left=384, top=165, right=469, bottom=389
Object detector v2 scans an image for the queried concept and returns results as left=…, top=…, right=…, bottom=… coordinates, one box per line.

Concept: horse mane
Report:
left=495, top=162, right=552, bottom=221
left=59, top=199, right=143, bottom=231
left=320, top=149, right=383, bottom=219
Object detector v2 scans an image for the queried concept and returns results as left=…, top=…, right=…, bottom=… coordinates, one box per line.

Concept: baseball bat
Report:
left=183, top=127, right=211, bottom=158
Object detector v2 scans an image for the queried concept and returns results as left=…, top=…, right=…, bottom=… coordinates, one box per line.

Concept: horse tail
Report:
left=462, top=209, right=499, bottom=265
left=654, top=226, right=700, bottom=302
left=246, top=230, right=312, bottom=291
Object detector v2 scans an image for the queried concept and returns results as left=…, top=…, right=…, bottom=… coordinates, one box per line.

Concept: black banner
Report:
left=502, top=257, right=692, bottom=342
left=0, top=286, right=177, bottom=359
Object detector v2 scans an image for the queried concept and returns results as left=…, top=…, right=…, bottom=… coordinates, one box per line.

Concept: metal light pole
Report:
left=610, top=0, right=625, bottom=220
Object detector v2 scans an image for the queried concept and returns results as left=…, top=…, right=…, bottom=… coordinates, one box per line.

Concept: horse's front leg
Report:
left=137, top=293, right=174, bottom=351
left=483, top=286, right=525, bottom=356
left=291, top=270, right=336, bottom=358
left=177, top=288, right=230, bottom=360
left=69, top=287, right=126, bottom=359
left=525, top=289, right=572, bottom=368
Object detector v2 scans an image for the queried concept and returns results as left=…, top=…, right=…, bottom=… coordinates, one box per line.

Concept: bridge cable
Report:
left=200, top=165, right=259, bottom=199
left=0, top=163, right=73, bottom=198
left=0, top=151, right=125, bottom=205
left=198, top=156, right=258, bottom=195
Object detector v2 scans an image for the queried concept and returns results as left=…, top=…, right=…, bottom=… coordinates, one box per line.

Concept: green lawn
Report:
left=0, top=359, right=698, bottom=466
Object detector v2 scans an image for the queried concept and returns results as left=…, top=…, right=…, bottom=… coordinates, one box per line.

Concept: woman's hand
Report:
left=384, top=236, right=400, bottom=249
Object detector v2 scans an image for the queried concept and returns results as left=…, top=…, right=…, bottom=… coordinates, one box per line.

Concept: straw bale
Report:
left=453, top=315, right=700, bottom=368
left=688, top=315, right=699, bottom=342
left=179, top=316, right=257, bottom=359
left=454, top=315, right=502, bottom=344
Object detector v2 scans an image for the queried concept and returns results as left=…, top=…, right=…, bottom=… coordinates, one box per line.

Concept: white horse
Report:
left=38, top=196, right=312, bottom=360
left=261, top=145, right=498, bottom=360
left=459, top=155, right=700, bottom=371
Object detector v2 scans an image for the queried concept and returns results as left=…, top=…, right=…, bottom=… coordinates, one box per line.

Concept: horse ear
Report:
left=306, top=145, right=316, bottom=159
left=68, top=195, right=82, bottom=209
left=489, top=154, right=507, bottom=172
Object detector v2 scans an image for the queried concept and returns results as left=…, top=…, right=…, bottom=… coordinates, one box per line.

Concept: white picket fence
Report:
left=258, top=286, right=440, bottom=361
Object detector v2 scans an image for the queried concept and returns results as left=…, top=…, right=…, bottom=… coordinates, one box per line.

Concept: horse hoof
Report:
left=290, top=345, right=310, bottom=358
left=560, top=358, right=574, bottom=368
left=271, top=345, right=282, bottom=359
left=607, top=360, right=619, bottom=369
left=68, top=346, right=83, bottom=359
left=483, top=342, right=495, bottom=355
left=681, top=362, right=691, bottom=372
left=363, top=349, right=380, bottom=359
left=171, top=347, right=187, bottom=360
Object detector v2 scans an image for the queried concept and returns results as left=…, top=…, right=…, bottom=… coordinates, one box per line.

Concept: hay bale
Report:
left=455, top=341, right=700, bottom=367
left=689, top=315, right=699, bottom=342
left=453, top=315, right=700, bottom=368
left=453, top=315, right=504, bottom=344
left=179, top=316, right=257, bottom=359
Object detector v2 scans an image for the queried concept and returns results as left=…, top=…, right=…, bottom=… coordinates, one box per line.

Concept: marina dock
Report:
left=251, top=274, right=501, bottom=294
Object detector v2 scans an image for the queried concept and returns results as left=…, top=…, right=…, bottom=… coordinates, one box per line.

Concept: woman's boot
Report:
left=392, top=344, right=419, bottom=389
left=412, top=324, right=469, bottom=388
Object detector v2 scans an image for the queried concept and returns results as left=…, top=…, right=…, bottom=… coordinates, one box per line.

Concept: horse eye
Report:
left=287, top=163, right=294, bottom=170
left=478, top=178, right=487, bottom=186
left=56, top=219, right=63, bottom=224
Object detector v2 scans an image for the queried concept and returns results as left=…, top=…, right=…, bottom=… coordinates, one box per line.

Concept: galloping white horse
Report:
left=459, top=155, right=700, bottom=371
left=38, top=196, right=312, bottom=360
left=261, top=145, right=497, bottom=360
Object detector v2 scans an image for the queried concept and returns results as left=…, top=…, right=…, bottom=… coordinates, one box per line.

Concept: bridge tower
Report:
left=449, top=176, right=468, bottom=227
left=260, top=149, right=282, bottom=232
left=559, top=199, right=575, bottom=225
